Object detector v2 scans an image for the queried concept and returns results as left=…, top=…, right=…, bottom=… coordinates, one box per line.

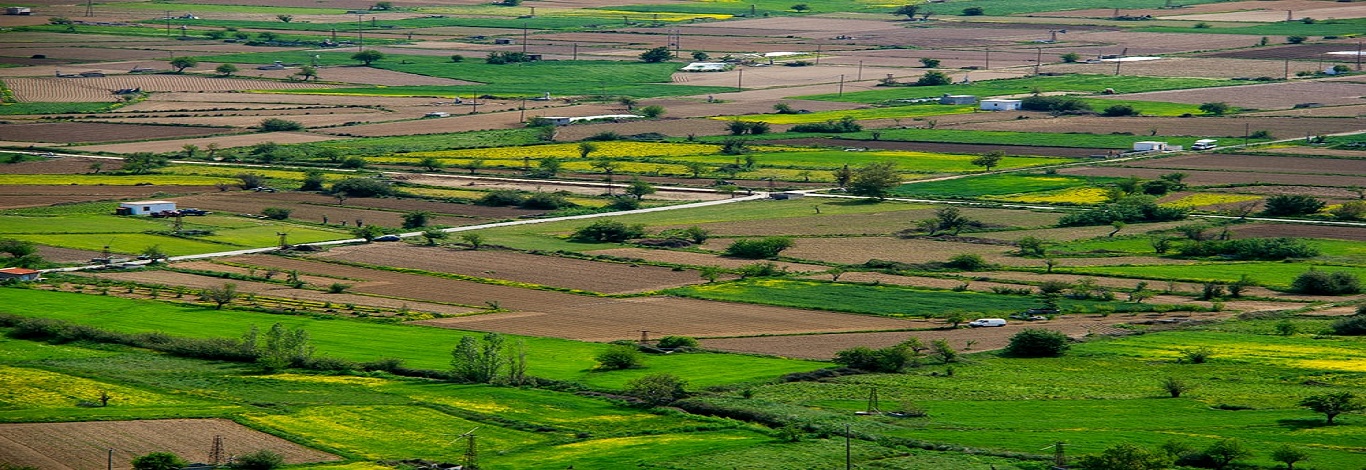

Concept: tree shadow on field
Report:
left=1276, top=417, right=1331, bottom=430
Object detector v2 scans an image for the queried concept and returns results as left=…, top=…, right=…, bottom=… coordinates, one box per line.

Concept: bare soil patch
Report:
left=0, top=156, right=124, bottom=175
left=245, top=65, right=477, bottom=86
left=4, top=76, right=342, bottom=103
left=769, top=137, right=1111, bottom=158
left=1230, top=223, right=1366, bottom=242
left=1041, top=58, right=1293, bottom=80
left=960, top=115, right=1364, bottom=141
left=1095, top=80, right=1366, bottom=109
left=35, top=245, right=106, bottom=264
left=314, top=244, right=709, bottom=294
left=1061, top=165, right=1366, bottom=188
left=1124, top=153, right=1366, bottom=176
left=0, top=184, right=220, bottom=210
left=585, top=247, right=828, bottom=272
left=0, top=122, right=234, bottom=144
left=1202, top=43, right=1366, bottom=60
left=168, top=191, right=533, bottom=228
left=74, top=132, right=339, bottom=154
left=0, top=418, right=340, bottom=470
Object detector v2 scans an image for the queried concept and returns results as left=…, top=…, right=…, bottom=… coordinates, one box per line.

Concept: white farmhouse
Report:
left=979, top=99, right=1022, bottom=111
left=118, top=200, right=176, bottom=216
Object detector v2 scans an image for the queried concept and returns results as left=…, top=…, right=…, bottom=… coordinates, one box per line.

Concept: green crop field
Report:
left=0, top=209, right=352, bottom=256
left=892, top=173, right=1119, bottom=198
left=666, top=279, right=1185, bottom=317
left=0, top=289, right=823, bottom=389
left=1060, top=262, right=1366, bottom=289
left=0, top=102, right=117, bottom=115
left=798, top=75, right=1243, bottom=104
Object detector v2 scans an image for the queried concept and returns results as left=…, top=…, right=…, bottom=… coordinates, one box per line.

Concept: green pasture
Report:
left=941, top=0, right=1233, bottom=16
left=0, top=209, right=351, bottom=256
left=798, top=75, right=1242, bottom=104
left=666, top=279, right=1183, bottom=318
left=0, top=102, right=116, bottom=115
left=891, top=173, right=1119, bottom=198
left=725, top=104, right=977, bottom=124
left=673, top=150, right=1076, bottom=174
left=0, top=289, right=823, bottom=389
left=609, top=0, right=887, bottom=16
left=1079, top=98, right=1207, bottom=116
left=1057, top=237, right=1366, bottom=264
left=758, top=326, right=1366, bottom=467
left=305, top=129, right=543, bottom=156
left=1136, top=19, right=1366, bottom=38
left=1061, top=262, right=1366, bottom=289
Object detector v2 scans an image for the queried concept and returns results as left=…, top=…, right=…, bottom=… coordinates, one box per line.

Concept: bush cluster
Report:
left=1177, top=237, right=1318, bottom=260
left=1331, top=315, right=1366, bottom=335
left=790, top=116, right=861, bottom=133
left=572, top=220, right=645, bottom=243
left=1291, top=269, right=1361, bottom=295
left=1058, top=195, right=1187, bottom=227
left=1003, top=329, right=1070, bottom=357
left=724, top=237, right=794, bottom=259
left=1020, top=95, right=1093, bottom=114
left=477, top=190, right=576, bottom=210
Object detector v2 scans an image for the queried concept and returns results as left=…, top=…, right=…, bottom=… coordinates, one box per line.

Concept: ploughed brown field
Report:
left=0, top=185, right=221, bottom=210
left=168, top=191, right=539, bottom=228
left=0, top=419, right=340, bottom=470
left=1121, top=153, right=1366, bottom=175
left=0, top=122, right=236, bottom=144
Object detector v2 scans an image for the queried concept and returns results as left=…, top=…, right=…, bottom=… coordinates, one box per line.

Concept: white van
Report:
left=968, top=318, right=1007, bottom=327
left=1191, top=139, right=1217, bottom=150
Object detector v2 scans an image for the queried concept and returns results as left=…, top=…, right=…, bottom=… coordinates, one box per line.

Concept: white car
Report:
left=968, top=318, right=1007, bottom=327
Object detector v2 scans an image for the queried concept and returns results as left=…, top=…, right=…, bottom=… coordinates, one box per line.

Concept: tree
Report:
left=971, top=151, right=1004, bottom=172
left=1102, top=104, right=1140, bottom=117
left=169, top=57, right=197, bottom=73
left=536, top=156, right=562, bottom=176
left=682, top=161, right=708, bottom=178
left=451, top=332, right=509, bottom=383
left=893, top=4, right=920, bottom=19
left=625, top=179, right=656, bottom=201
left=1287, top=35, right=1307, bottom=44
left=123, top=152, right=170, bottom=174
left=299, top=169, right=326, bottom=191
left=258, top=118, right=304, bottom=132
left=228, top=450, right=284, bottom=470
left=258, top=322, right=313, bottom=371
left=1262, top=194, right=1325, bottom=216
left=401, top=210, right=432, bottom=229
left=847, top=161, right=901, bottom=199
left=791, top=4, right=810, bottom=12
left=294, top=65, right=318, bottom=81
left=201, top=283, right=238, bottom=309
left=1076, top=443, right=1170, bottom=470
left=1198, top=101, right=1231, bottom=115
left=1161, top=377, right=1191, bottom=398
left=595, top=344, right=643, bottom=370
left=330, top=177, right=392, bottom=198
left=640, top=46, right=672, bottom=63
left=1290, top=269, right=1360, bottom=295
left=572, top=220, right=645, bottom=243
left=831, top=164, right=853, bottom=189
left=132, top=452, right=186, bottom=470
left=591, top=158, right=620, bottom=192
left=638, top=104, right=666, bottom=118
left=1299, top=392, right=1363, bottom=424
left=578, top=141, right=598, bottom=158
left=418, top=156, right=444, bottom=172
left=140, top=245, right=168, bottom=264
left=626, top=373, right=686, bottom=406
left=1016, top=236, right=1048, bottom=257
left=1060, top=52, right=1081, bottom=63
left=352, top=49, right=384, bottom=66
left=961, top=6, right=984, bottom=15
left=691, top=51, right=709, bottom=61
left=351, top=225, right=385, bottom=242
left=919, top=57, right=940, bottom=68
left=916, top=70, right=952, bottom=86
left=1204, top=439, right=1252, bottom=470
left=421, top=229, right=448, bottom=245
left=1271, top=445, right=1310, bottom=470
left=215, top=63, right=238, bottom=77
left=1004, top=329, right=1070, bottom=357
left=459, top=232, right=485, bottom=249
left=277, top=14, right=293, bottom=22
left=943, top=311, right=968, bottom=328
left=1330, top=200, right=1366, bottom=220
left=929, top=339, right=958, bottom=364
left=261, top=207, right=291, bottom=220
left=460, top=158, right=484, bottom=175
left=0, top=238, right=40, bottom=268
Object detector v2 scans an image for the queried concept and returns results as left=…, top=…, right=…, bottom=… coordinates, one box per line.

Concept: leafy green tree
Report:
left=0, top=238, right=42, bottom=268
left=421, top=229, right=448, bottom=245
left=330, top=177, right=392, bottom=198
left=277, top=14, right=293, bottom=23
left=261, top=207, right=291, bottom=220
left=258, top=118, right=304, bottom=132
left=1300, top=392, right=1363, bottom=424
left=215, top=63, right=238, bottom=76
left=401, top=210, right=432, bottom=229
left=572, top=220, right=645, bottom=243
left=132, top=452, right=186, bottom=470
left=1004, top=329, right=1070, bottom=357
left=351, top=225, right=385, bottom=242
left=916, top=70, right=952, bottom=86
left=294, top=65, right=318, bottom=81
left=691, top=51, right=709, bottom=61
left=1204, top=439, right=1252, bottom=470
left=123, top=152, right=170, bottom=174
left=1290, top=269, right=1360, bottom=295
left=451, top=333, right=509, bottom=383
left=638, top=104, right=666, bottom=118
left=624, top=179, right=656, bottom=201
left=943, top=311, right=968, bottom=328
left=1060, top=52, right=1081, bottom=63
left=961, top=6, right=984, bottom=15
left=626, top=373, right=686, bottom=406
left=577, top=141, right=597, bottom=158
left=847, top=161, right=901, bottom=199
left=639, top=46, right=672, bottom=63
left=971, top=151, right=1004, bottom=172
left=893, top=4, right=919, bottom=19
left=169, top=57, right=197, bottom=73
left=596, top=344, right=643, bottom=369
left=300, top=169, right=326, bottom=191
left=1261, top=194, right=1325, bottom=216
left=919, top=57, right=940, bottom=68
left=791, top=4, right=810, bottom=12
left=1198, top=101, right=1231, bottom=115
left=352, top=49, right=384, bottom=66
left=1271, top=445, right=1310, bottom=470
left=258, top=322, right=313, bottom=371
left=725, top=237, right=793, bottom=259
left=200, top=283, right=238, bottom=309
left=459, top=232, right=485, bottom=250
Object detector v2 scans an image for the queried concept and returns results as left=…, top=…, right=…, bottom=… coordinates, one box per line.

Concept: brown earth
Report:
left=0, top=418, right=340, bottom=470
left=585, top=247, right=829, bottom=272
left=313, top=244, right=712, bottom=294
left=4, top=75, right=343, bottom=103
left=0, top=184, right=220, bottom=210
left=0, top=122, right=236, bottom=144
left=1230, top=223, right=1366, bottom=242
left=167, top=191, right=538, bottom=228
left=769, top=137, right=1113, bottom=158
left=1092, top=79, right=1366, bottom=110
left=1122, top=153, right=1366, bottom=175
left=956, top=115, right=1366, bottom=138
left=1061, top=165, right=1366, bottom=188
left=0, top=156, right=124, bottom=174
left=73, top=132, right=341, bottom=153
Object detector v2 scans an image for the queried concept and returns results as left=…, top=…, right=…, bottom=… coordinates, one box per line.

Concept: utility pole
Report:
left=1035, top=47, right=1042, bottom=75
left=86, top=0, right=92, bottom=16
left=522, top=23, right=528, bottom=54
left=572, top=43, right=578, bottom=61
left=357, top=13, right=364, bottom=51
left=815, top=45, right=821, bottom=65
left=857, top=60, right=863, bottom=81
left=844, top=424, right=851, bottom=470
left=984, top=47, right=990, bottom=69
left=1357, top=41, right=1363, bottom=71
left=108, top=448, right=113, bottom=470
left=737, top=68, right=743, bottom=91
left=838, top=74, right=844, bottom=97
left=165, top=11, right=171, bottom=36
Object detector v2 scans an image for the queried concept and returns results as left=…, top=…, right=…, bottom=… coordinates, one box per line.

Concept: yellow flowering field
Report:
left=406, top=142, right=801, bottom=160
left=1162, top=192, right=1261, bottom=208
left=990, top=187, right=1110, bottom=204
left=248, top=405, right=549, bottom=460
left=0, top=365, right=180, bottom=408
left=160, top=165, right=348, bottom=183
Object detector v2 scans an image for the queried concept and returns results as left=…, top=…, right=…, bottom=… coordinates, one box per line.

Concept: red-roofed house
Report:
left=0, top=267, right=40, bottom=282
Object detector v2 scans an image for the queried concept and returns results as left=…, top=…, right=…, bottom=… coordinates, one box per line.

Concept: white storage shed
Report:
left=980, top=99, right=1022, bottom=111
left=118, top=200, right=176, bottom=216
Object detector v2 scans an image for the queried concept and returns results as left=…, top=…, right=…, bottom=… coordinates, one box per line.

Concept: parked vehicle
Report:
left=968, top=318, right=1008, bottom=327
left=1191, top=139, right=1218, bottom=150
left=374, top=235, right=402, bottom=242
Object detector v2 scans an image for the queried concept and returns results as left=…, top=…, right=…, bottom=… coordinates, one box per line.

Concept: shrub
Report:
left=229, top=450, right=284, bottom=470
left=1290, top=269, right=1361, bottom=295
left=1058, top=195, right=1187, bottom=226
left=595, top=344, right=643, bottom=370
left=261, top=207, right=291, bottom=220
left=1161, top=377, right=1191, bottom=398
left=1060, top=52, right=1081, bottom=63
left=656, top=336, right=699, bottom=349
left=944, top=253, right=988, bottom=270
left=571, top=220, right=645, bottom=243
left=1180, top=347, right=1213, bottom=364
left=477, top=189, right=525, bottom=206
left=1198, top=102, right=1231, bottom=115
left=916, top=70, right=952, bottom=86
left=1003, top=329, right=1070, bottom=357
left=724, top=237, right=794, bottom=259
left=626, top=373, right=686, bottom=406
left=1102, top=104, right=1139, bottom=117
left=1177, top=237, right=1318, bottom=260
left=919, top=57, right=940, bottom=68
left=257, top=118, right=304, bottom=132
left=400, top=210, right=431, bottom=229
left=1331, top=315, right=1366, bottom=335
left=1287, top=35, right=1307, bottom=44
left=790, top=116, right=862, bottom=133
left=961, top=6, right=984, bottom=15
left=1021, top=95, right=1092, bottom=114
left=329, top=177, right=392, bottom=198
left=833, top=343, right=917, bottom=372
left=520, top=191, right=576, bottom=210
left=1262, top=194, right=1325, bottom=216
left=1330, top=200, right=1366, bottom=220
left=132, top=452, right=186, bottom=470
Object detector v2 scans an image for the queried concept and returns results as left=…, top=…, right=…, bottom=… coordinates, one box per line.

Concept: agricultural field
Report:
left=2, top=0, right=1365, bottom=468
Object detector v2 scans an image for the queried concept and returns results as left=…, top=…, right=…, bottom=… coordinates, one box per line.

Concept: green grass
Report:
left=0, top=102, right=117, bottom=115
left=798, top=75, right=1243, bottom=104
left=0, top=288, right=823, bottom=389
left=1080, top=98, right=1207, bottom=117
left=0, top=210, right=352, bottom=256
left=1061, top=262, right=1366, bottom=289
left=891, top=173, right=1120, bottom=198
left=666, top=279, right=1171, bottom=318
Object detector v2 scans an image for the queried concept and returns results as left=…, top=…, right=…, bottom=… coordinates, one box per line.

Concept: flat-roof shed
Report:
left=118, top=200, right=176, bottom=216
left=0, top=267, right=40, bottom=281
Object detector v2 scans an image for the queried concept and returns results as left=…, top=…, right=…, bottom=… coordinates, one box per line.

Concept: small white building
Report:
left=680, top=62, right=731, bottom=72
left=118, top=200, right=176, bottom=216
left=424, top=112, right=450, bottom=118
left=980, top=99, right=1022, bottom=111
left=939, top=94, right=977, bottom=105
left=1133, top=141, right=1169, bottom=152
